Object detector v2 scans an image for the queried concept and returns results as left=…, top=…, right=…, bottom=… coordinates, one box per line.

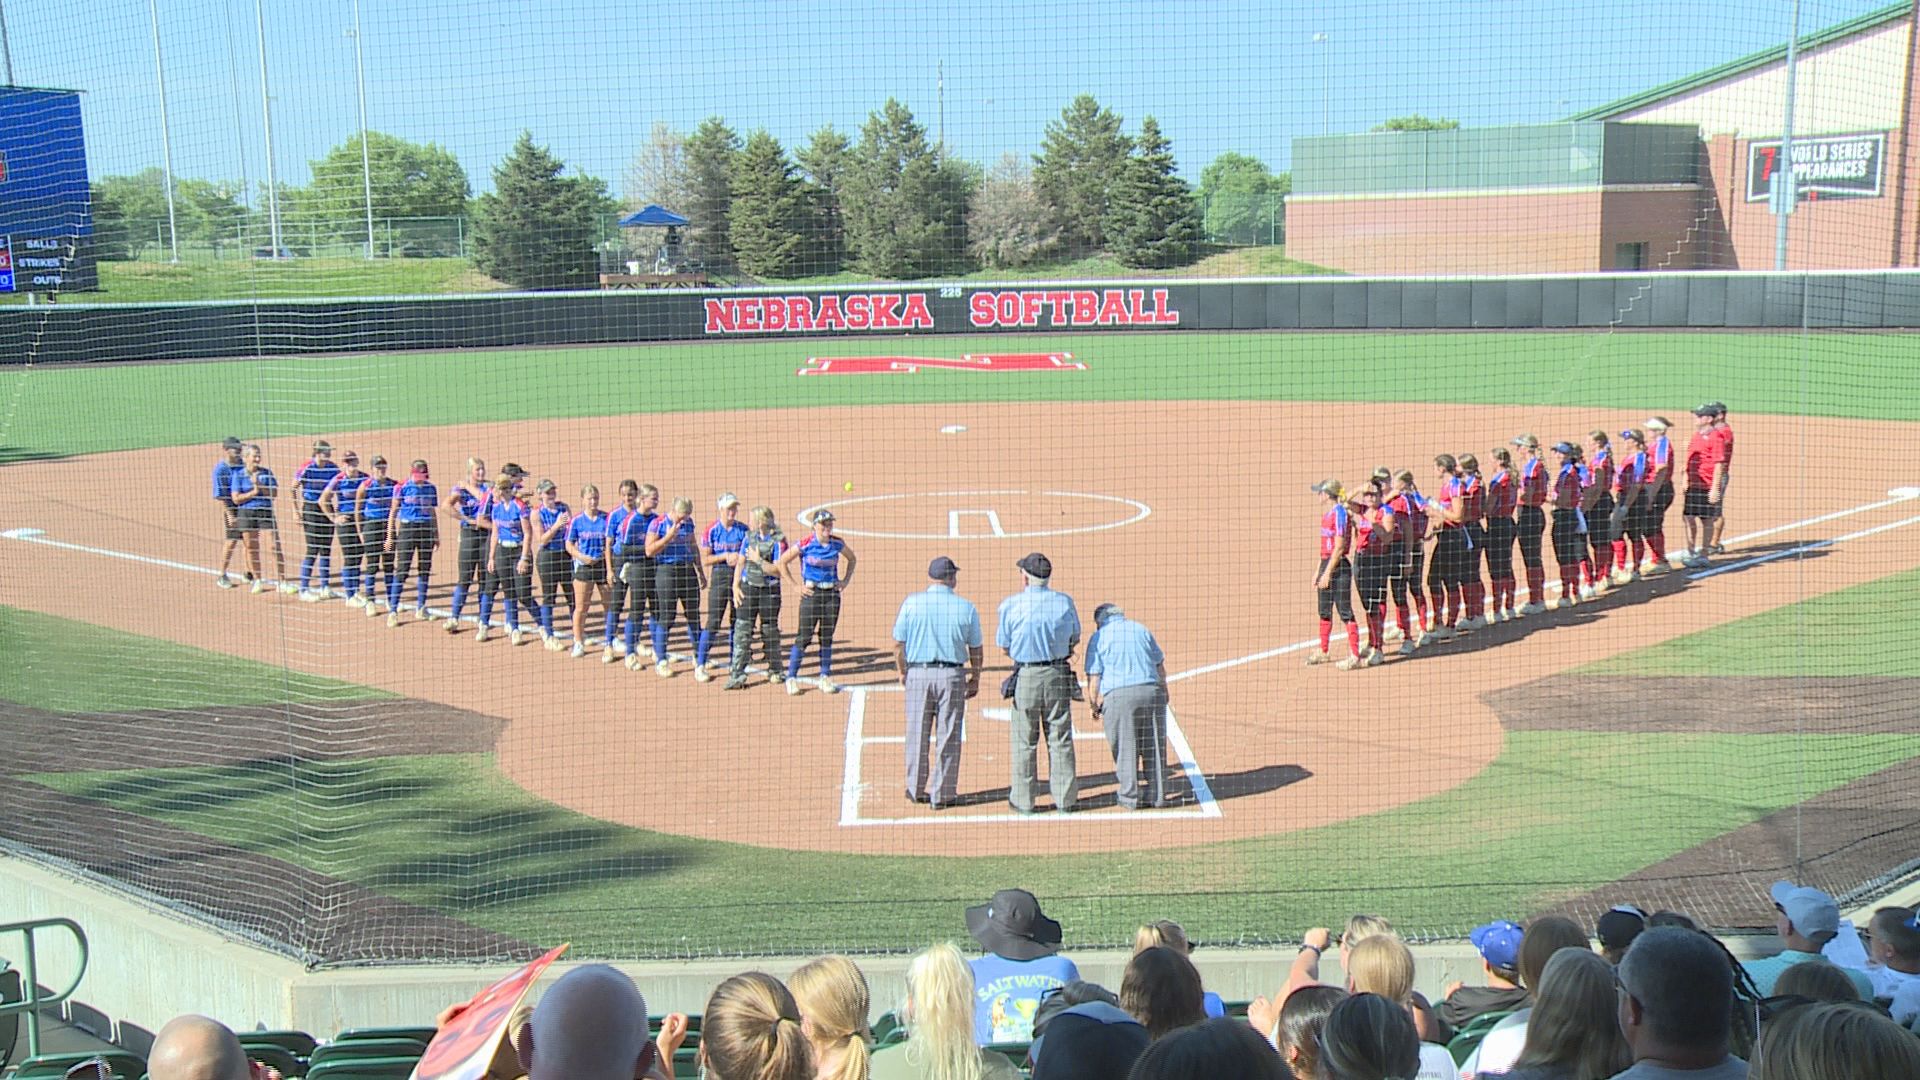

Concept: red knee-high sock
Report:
left=1461, top=581, right=1480, bottom=619
left=1318, top=619, right=1332, bottom=654
left=1648, top=530, right=1666, bottom=561
left=1562, top=568, right=1577, bottom=596
left=1611, top=539, right=1629, bottom=574
left=1412, top=593, right=1429, bottom=629
left=1527, top=565, right=1545, bottom=603
left=1631, top=538, right=1645, bottom=566
left=1344, top=621, right=1361, bottom=658
left=1396, top=604, right=1411, bottom=639
left=1580, top=557, right=1593, bottom=588
left=1369, top=608, right=1385, bottom=650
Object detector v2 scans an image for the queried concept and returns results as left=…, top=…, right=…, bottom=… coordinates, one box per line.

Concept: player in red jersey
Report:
left=1706, top=403, right=1734, bottom=555
left=1511, top=435, right=1550, bottom=615
left=1549, top=442, right=1587, bottom=609
left=1610, top=429, right=1650, bottom=585
left=1349, top=483, right=1395, bottom=667
left=1484, top=448, right=1520, bottom=621
left=1386, top=470, right=1431, bottom=650
left=1306, top=480, right=1363, bottom=670
left=1422, top=455, right=1467, bottom=644
left=1581, top=431, right=1616, bottom=599
left=1456, top=454, right=1490, bottom=629
left=1680, top=404, right=1726, bottom=567
left=1640, top=417, right=1676, bottom=574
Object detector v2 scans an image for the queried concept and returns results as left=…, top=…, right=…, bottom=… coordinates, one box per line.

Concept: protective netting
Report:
left=1, top=1, right=1918, bottom=965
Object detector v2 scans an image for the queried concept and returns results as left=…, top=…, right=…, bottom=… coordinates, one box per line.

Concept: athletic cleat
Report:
left=655, top=660, right=674, bottom=678
left=1382, top=624, right=1404, bottom=643
left=475, top=625, right=490, bottom=643
left=216, top=575, right=237, bottom=590
left=1498, top=607, right=1514, bottom=623
left=299, top=590, right=322, bottom=603
left=1335, top=655, right=1363, bottom=671
left=1518, top=601, right=1547, bottom=616
left=787, top=678, right=802, bottom=695
left=278, top=581, right=300, bottom=595
left=694, top=665, right=713, bottom=683
left=508, top=629, right=525, bottom=647
left=612, top=639, right=628, bottom=658
left=1610, top=569, right=1635, bottom=587
left=603, top=647, right=616, bottom=664
left=386, top=612, right=399, bottom=628
left=250, top=580, right=268, bottom=595
left=317, top=585, right=336, bottom=600
left=723, top=674, right=748, bottom=691
left=1304, top=650, right=1332, bottom=666
left=365, top=599, right=382, bottom=617
left=817, top=677, right=840, bottom=694
left=1708, top=543, right=1726, bottom=556
left=1579, top=585, right=1597, bottom=601
left=1415, top=632, right=1439, bottom=648
left=1361, top=648, right=1384, bottom=668
left=641, top=644, right=657, bottom=661
left=443, top=617, right=459, bottom=633
left=770, top=672, right=785, bottom=684
left=571, top=642, right=586, bottom=659
left=1553, top=596, right=1576, bottom=611
left=1434, top=626, right=1457, bottom=642
left=417, top=606, right=439, bottom=621
left=1397, top=640, right=1417, bottom=658
left=625, top=654, right=644, bottom=672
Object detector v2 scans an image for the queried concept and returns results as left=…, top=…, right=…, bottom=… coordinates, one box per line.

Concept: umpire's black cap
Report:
left=1017, top=552, right=1052, bottom=578
left=928, top=555, right=959, bottom=578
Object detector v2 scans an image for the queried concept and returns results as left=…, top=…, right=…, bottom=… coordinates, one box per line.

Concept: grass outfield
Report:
left=16, top=578, right=1920, bottom=954
left=7, top=330, right=1920, bottom=458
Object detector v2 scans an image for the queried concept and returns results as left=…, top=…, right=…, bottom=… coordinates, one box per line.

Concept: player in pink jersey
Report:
left=1305, top=480, right=1362, bottom=670
left=1640, top=417, right=1676, bottom=574
left=1484, top=448, right=1520, bottom=621
left=1386, top=470, right=1431, bottom=650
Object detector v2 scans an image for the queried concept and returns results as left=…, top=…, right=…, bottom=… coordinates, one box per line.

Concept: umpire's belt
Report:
left=912, top=661, right=963, bottom=669
left=1019, top=657, right=1070, bottom=669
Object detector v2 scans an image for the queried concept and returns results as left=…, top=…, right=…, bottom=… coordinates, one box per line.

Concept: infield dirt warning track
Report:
left=4, top=402, right=1918, bottom=857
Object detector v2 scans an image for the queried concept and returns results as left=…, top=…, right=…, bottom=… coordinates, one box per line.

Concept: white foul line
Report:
left=0, top=527, right=222, bottom=577
left=1721, top=490, right=1917, bottom=548
left=1689, top=513, right=1920, bottom=581
left=837, top=689, right=869, bottom=827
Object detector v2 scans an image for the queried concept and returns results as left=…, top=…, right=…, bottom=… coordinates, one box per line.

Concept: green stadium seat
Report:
left=242, top=1044, right=307, bottom=1078
left=11, top=1051, right=149, bottom=1080
left=870, top=1010, right=904, bottom=1046
left=984, top=1042, right=1030, bottom=1069
left=1221, top=999, right=1252, bottom=1018
left=307, top=1039, right=427, bottom=1069
left=1, top=967, right=22, bottom=1071
left=239, top=1032, right=319, bottom=1061
left=331, top=1028, right=437, bottom=1047
left=302, top=1056, right=422, bottom=1080
left=1448, top=1009, right=1515, bottom=1066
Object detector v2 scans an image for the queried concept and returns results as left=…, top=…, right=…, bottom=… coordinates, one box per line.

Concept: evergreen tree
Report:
left=681, top=117, right=741, bottom=268
left=470, top=132, right=614, bottom=290
left=843, top=99, right=972, bottom=278
left=728, top=130, right=806, bottom=278
left=795, top=125, right=853, bottom=275
left=1032, top=94, right=1132, bottom=254
left=1105, top=116, right=1202, bottom=269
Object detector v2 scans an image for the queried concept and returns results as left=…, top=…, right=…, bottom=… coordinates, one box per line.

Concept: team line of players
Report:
left=1307, top=405, right=1735, bottom=670
left=210, top=442, right=857, bottom=692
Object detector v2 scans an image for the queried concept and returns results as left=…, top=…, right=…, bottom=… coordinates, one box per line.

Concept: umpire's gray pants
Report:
left=1011, top=664, right=1077, bottom=812
left=1103, top=683, right=1169, bottom=809
left=905, top=666, right=967, bottom=805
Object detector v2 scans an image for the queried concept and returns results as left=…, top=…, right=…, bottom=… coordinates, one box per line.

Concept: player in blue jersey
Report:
left=602, top=480, right=641, bottom=664
left=566, top=484, right=612, bottom=659
left=442, top=457, right=491, bottom=632
left=695, top=493, right=748, bottom=682
left=479, top=475, right=535, bottom=645
left=529, top=479, right=574, bottom=651
left=212, top=436, right=247, bottom=589
left=319, top=450, right=369, bottom=608
left=293, top=441, right=342, bottom=601
left=643, top=496, right=706, bottom=677
left=385, top=459, right=439, bottom=627
left=353, top=455, right=398, bottom=615
left=229, top=443, right=291, bottom=594
left=775, top=509, right=858, bottom=694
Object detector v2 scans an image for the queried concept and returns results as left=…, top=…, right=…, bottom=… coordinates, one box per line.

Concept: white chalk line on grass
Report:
left=840, top=690, right=1221, bottom=826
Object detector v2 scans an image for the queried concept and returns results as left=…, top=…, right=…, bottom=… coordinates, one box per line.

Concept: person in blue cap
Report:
left=1438, top=919, right=1530, bottom=1029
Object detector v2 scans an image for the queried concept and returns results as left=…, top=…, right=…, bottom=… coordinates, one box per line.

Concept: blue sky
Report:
left=4, top=0, right=1893, bottom=200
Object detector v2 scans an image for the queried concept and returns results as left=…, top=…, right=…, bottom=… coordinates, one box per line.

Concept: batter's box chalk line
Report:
left=797, top=490, right=1151, bottom=541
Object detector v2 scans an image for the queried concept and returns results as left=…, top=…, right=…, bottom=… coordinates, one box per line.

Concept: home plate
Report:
left=940, top=425, right=967, bottom=435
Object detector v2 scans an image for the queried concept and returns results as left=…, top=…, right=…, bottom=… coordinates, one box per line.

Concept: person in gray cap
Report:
left=1742, top=881, right=1874, bottom=999
left=1085, top=603, right=1170, bottom=810
left=996, top=553, right=1081, bottom=813
left=212, top=437, right=247, bottom=589
left=891, top=555, right=984, bottom=809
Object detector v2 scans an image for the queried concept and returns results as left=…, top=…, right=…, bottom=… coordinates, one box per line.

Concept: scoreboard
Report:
left=0, top=87, right=97, bottom=293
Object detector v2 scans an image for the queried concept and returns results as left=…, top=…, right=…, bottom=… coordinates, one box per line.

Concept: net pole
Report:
left=352, top=0, right=376, bottom=259
left=254, top=0, right=283, bottom=256
left=1773, top=0, right=1802, bottom=270
left=0, top=0, right=15, bottom=86
left=147, top=0, right=180, bottom=263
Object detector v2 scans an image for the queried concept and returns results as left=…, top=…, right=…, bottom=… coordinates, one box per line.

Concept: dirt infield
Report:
left=5, top=403, right=1920, bottom=862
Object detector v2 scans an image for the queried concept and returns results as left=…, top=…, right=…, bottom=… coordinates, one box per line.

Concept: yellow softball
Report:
left=843, top=481, right=854, bottom=493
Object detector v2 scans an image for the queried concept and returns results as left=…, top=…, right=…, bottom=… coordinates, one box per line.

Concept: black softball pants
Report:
left=1315, top=557, right=1355, bottom=622
left=1516, top=505, right=1547, bottom=569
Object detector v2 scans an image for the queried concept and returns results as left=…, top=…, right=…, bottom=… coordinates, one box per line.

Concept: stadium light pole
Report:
left=350, top=0, right=375, bottom=259
left=0, top=0, right=16, bottom=86
left=147, top=0, right=180, bottom=262
left=255, top=0, right=283, bottom=257
left=1772, top=0, right=1803, bottom=270
left=1313, top=32, right=1329, bottom=136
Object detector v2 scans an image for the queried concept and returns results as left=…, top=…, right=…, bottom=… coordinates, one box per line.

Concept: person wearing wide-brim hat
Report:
left=966, top=888, right=1081, bottom=1045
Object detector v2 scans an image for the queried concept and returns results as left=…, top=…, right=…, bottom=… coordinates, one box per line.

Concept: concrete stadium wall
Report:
left=4, top=272, right=1920, bottom=366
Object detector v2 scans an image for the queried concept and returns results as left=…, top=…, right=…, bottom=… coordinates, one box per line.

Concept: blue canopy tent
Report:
left=617, top=205, right=689, bottom=227
left=615, top=205, right=695, bottom=275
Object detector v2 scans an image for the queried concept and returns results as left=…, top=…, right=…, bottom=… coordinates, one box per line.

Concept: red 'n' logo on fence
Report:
left=797, top=353, right=1085, bottom=376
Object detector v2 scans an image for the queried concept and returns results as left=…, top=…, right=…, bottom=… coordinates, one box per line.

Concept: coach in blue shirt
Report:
left=892, top=556, right=984, bottom=810
left=996, top=553, right=1081, bottom=814
left=1086, top=603, right=1170, bottom=810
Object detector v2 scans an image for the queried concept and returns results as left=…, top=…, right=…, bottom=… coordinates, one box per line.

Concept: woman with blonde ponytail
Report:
left=872, top=943, right=1021, bottom=1080
left=700, top=972, right=814, bottom=1080
left=790, top=955, right=873, bottom=1080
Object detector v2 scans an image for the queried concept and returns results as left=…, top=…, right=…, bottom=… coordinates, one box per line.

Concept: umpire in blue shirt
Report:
left=996, top=552, right=1081, bottom=814
left=891, top=555, right=984, bottom=809
left=1085, top=603, right=1170, bottom=810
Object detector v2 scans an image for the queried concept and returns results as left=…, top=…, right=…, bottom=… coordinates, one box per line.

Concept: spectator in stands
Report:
left=1497, top=949, right=1630, bottom=1080
left=1748, top=1001, right=1920, bottom=1080
left=1274, top=985, right=1347, bottom=1078
left=1596, top=906, right=1648, bottom=965
left=1438, top=919, right=1530, bottom=1030
left=1030, top=998, right=1150, bottom=1080
left=1342, top=936, right=1456, bottom=1078
left=965, top=889, right=1079, bottom=1044
left=1246, top=926, right=1335, bottom=1041
left=1744, top=881, right=1874, bottom=1000
left=1125, top=1017, right=1287, bottom=1080
left=149, top=1016, right=252, bottom=1080
left=523, top=965, right=663, bottom=1080
left=1461, top=914, right=1591, bottom=1078
left=1318, top=993, right=1421, bottom=1080
left=873, top=942, right=1022, bottom=1080
left=1133, top=921, right=1226, bottom=1017
left=1252, top=918, right=1445, bottom=1042
left=1120, top=946, right=1208, bottom=1040
left=1771, top=958, right=1863, bottom=1003
left=1030, top=981, right=1120, bottom=1051
left=1611, top=926, right=1747, bottom=1080
left=1647, top=911, right=1698, bottom=931
left=1859, top=906, right=1920, bottom=1015
left=700, top=971, right=813, bottom=1080
left=790, top=954, right=873, bottom=1080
